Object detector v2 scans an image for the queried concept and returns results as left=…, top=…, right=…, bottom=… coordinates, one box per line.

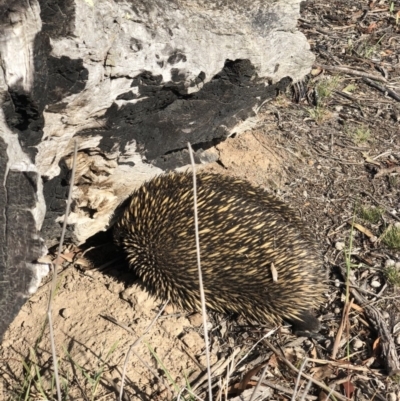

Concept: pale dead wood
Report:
left=307, top=358, right=385, bottom=374
left=314, top=64, right=387, bottom=83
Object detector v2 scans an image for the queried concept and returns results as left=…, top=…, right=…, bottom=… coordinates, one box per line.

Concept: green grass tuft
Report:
left=307, top=76, right=341, bottom=124
left=346, top=124, right=371, bottom=144
left=357, top=206, right=384, bottom=224
left=382, top=226, right=400, bottom=250
left=385, top=266, right=400, bottom=287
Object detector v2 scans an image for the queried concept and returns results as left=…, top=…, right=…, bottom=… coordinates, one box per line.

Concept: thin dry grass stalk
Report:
left=248, top=365, right=268, bottom=401
left=119, top=300, right=169, bottom=400
left=188, top=142, right=213, bottom=401
left=292, top=358, right=309, bottom=401
left=331, top=299, right=354, bottom=360
left=46, top=139, right=78, bottom=401
left=264, top=339, right=351, bottom=401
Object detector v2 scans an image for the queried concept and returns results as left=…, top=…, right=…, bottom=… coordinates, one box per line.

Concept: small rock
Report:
left=387, top=393, right=396, bottom=401
left=107, top=281, right=124, bottom=294
left=2, top=372, right=11, bottom=382
left=334, top=279, right=341, bottom=288
left=369, top=235, right=377, bottom=243
left=334, top=307, right=341, bottom=314
left=385, top=259, right=395, bottom=268
left=370, top=280, right=381, bottom=288
left=352, top=339, right=363, bottom=350
left=198, top=353, right=218, bottom=366
left=164, top=304, right=179, bottom=314
left=20, top=319, right=31, bottom=329
left=161, top=320, right=184, bottom=337
left=181, top=331, right=204, bottom=354
left=188, top=313, right=203, bottom=327
left=395, top=262, right=400, bottom=269
left=373, top=378, right=386, bottom=390
left=121, top=285, right=156, bottom=310
left=382, top=311, right=390, bottom=319
left=219, top=320, right=227, bottom=337
left=335, top=241, right=345, bottom=251
left=64, top=281, right=73, bottom=290
left=394, top=222, right=400, bottom=229
left=200, top=148, right=219, bottom=163
left=133, top=289, right=153, bottom=305
left=60, top=308, right=70, bottom=319
left=120, top=286, right=136, bottom=302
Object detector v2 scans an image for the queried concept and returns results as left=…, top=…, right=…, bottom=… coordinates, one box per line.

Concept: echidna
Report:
left=114, top=171, right=325, bottom=332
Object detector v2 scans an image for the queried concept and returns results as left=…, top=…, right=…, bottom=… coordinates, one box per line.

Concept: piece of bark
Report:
left=0, top=137, right=48, bottom=340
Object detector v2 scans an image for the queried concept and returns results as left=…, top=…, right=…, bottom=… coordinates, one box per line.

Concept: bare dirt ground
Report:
left=1, top=0, right=400, bottom=400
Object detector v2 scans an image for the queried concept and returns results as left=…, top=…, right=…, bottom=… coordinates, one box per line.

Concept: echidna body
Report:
left=114, top=172, right=325, bottom=332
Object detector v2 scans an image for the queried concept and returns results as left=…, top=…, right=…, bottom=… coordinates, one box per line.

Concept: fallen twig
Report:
left=374, top=166, right=400, bottom=179
left=315, top=64, right=387, bottom=83
left=307, top=358, right=385, bottom=374
left=264, top=339, right=350, bottom=401
left=361, top=191, right=400, bottom=222
left=331, top=299, right=353, bottom=361
left=362, top=78, right=400, bottom=102
left=338, top=265, right=400, bottom=376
